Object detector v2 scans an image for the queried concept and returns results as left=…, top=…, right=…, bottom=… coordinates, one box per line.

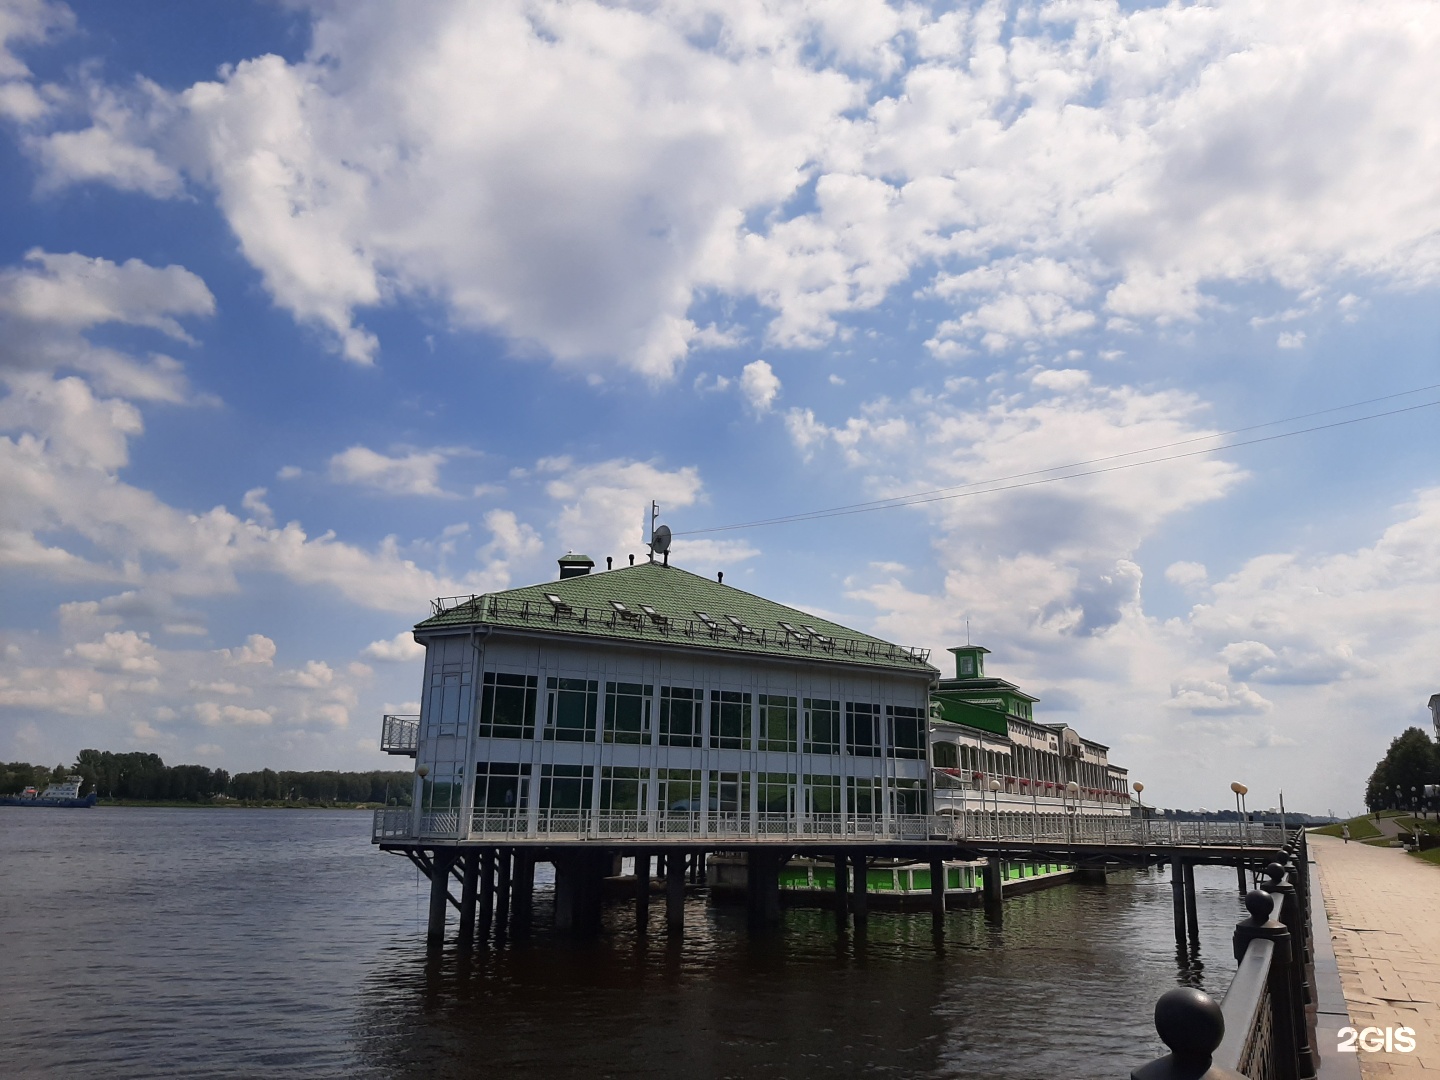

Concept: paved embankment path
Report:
left=1311, top=833, right=1440, bottom=1075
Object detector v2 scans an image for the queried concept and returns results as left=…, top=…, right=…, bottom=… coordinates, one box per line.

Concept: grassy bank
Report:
left=1311, top=815, right=1381, bottom=840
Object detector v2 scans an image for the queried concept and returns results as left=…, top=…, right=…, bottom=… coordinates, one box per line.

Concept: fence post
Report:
left=1261, top=863, right=1316, bottom=1080
left=1232, top=890, right=1300, bottom=1080
left=1130, top=986, right=1244, bottom=1080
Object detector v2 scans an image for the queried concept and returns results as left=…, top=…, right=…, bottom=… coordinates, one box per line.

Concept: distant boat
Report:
left=0, top=775, right=98, bottom=808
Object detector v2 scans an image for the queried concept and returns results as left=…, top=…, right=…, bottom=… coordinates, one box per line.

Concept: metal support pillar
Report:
left=666, top=848, right=686, bottom=933
left=929, top=858, right=946, bottom=932
left=983, top=856, right=1005, bottom=908
left=478, top=850, right=495, bottom=940
left=512, top=850, right=535, bottom=938
left=1183, top=860, right=1200, bottom=945
left=554, top=851, right=607, bottom=937
left=851, top=852, right=868, bottom=930
left=426, top=848, right=457, bottom=947
left=458, top=850, right=479, bottom=948
left=745, top=850, right=783, bottom=930
left=635, top=852, right=651, bottom=932
left=833, top=854, right=849, bottom=926
left=495, top=849, right=512, bottom=939
left=1170, top=856, right=1186, bottom=948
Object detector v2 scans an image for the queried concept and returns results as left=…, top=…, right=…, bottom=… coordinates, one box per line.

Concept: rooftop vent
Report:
left=640, top=604, right=669, bottom=628
left=725, top=614, right=753, bottom=636
left=802, top=624, right=832, bottom=646
left=544, top=592, right=573, bottom=615
left=609, top=599, right=640, bottom=623
left=558, top=553, right=595, bottom=579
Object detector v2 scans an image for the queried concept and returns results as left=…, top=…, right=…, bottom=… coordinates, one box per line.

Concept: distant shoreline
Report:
left=89, top=799, right=399, bottom=811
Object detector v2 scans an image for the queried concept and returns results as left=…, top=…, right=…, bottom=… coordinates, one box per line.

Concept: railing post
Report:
left=1231, top=890, right=1300, bottom=1080
left=1130, top=987, right=1244, bottom=1080
left=1261, top=863, right=1316, bottom=1079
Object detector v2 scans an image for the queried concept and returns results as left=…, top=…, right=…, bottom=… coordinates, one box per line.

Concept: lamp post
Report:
left=989, top=779, right=1002, bottom=839
left=1230, top=781, right=1248, bottom=846
left=416, top=763, right=430, bottom=837
left=1066, top=780, right=1080, bottom=844
left=1133, top=781, right=1146, bottom=842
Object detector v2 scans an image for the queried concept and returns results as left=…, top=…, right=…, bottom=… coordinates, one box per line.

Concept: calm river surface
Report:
left=0, top=807, right=1252, bottom=1079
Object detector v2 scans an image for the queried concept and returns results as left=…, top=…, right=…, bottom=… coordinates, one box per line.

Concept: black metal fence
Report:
left=1131, top=830, right=1317, bottom=1080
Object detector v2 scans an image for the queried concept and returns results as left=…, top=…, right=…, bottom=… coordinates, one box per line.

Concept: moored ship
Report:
left=0, top=775, right=98, bottom=808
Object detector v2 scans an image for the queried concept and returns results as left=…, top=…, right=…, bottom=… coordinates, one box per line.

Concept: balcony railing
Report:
left=371, top=806, right=1284, bottom=848
left=379, top=714, right=419, bottom=755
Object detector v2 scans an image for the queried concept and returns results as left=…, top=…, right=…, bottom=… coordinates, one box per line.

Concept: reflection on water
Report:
left=1, top=808, right=1249, bottom=1079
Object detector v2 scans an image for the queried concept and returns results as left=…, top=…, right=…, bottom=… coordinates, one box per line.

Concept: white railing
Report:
left=379, top=714, right=419, bottom=754
left=372, top=806, right=1286, bottom=847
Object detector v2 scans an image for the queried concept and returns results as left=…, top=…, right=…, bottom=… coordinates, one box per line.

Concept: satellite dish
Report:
left=651, top=524, right=672, bottom=555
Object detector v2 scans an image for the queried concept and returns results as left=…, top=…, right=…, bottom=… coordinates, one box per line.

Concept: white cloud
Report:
left=1164, top=561, right=1209, bottom=591
left=0, top=0, right=71, bottom=121
left=362, top=631, right=423, bottom=663
left=221, top=634, right=276, bottom=666
left=542, top=455, right=706, bottom=563
left=328, top=445, right=452, bottom=497
left=195, top=701, right=274, bottom=727
left=68, top=630, right=161, bottom=674
left=739, top=359, right=781, bottom=413
left=1276, top=330, right=1306, bottom=349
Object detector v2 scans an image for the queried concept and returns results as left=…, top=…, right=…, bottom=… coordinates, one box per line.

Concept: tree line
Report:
left=1, top=750, right=413, bottom=806
left=1365, top=727, right=1439, bottom=812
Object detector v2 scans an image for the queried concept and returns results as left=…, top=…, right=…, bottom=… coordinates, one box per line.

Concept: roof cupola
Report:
left=948, top=644, right=989, bottom=680
left=557, top=553, right=595, bottom=579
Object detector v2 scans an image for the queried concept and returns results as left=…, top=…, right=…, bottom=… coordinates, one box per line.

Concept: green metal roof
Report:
left=416, top=562, right=937, bottom=676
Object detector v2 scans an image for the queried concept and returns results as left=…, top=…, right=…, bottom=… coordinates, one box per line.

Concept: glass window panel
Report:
left=604, top=682, right=652, bottom=744
left=758, top=694, right=797, bottom=752
left=658, top=769, right=701, bottom=811
left=473, top=762, right=526, bottom=810
left=758, top=772, right=796, bottom=814
left=708, top=690, right=752, bottom=750
left=599, top=766, right=643, bottom=811
left=803, top=698, right=841, bottom=754
left=539, top=764, right=591, bottom=810
left=805, top=774, right=841, bottom=814
left=545, top=677, right=598, bottom=741
left=846, top=702, right=880, bottom=757
left=659, top=686, right=701, bottom=747
left=480, top=672, right=537, bottom=739
left=887, top=705, right=925, bottom=759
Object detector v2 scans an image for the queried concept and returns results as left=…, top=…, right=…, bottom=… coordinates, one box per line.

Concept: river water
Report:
left=0, top=807, right=1253, bottom=1079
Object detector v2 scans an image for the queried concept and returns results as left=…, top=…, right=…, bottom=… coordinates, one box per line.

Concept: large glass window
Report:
left=709, top=771, right=751, bottom=816
left=427, top=670, right=469, bottom=738
left=805, top=774, right=840, bottom=815
left=932, top=742, right=958, bottom=769
left=892, top=778, right=928, bottom=815
left=709, top=690, right=752, bottom=750
left=545, top=677, right=598, bottom=741
left=479, top=672, right=536, bottom=739
left=473, top=762, right=526, bottom=810
left=758, top=694, right=797, bottom=752
left=658, top=769, right=701, bottom=812
left=539, top=764, right=591, bottom=811
left=599, top=767, right=643, bottom=811
left=604, top=682, right=652, bottom=744
left=848, top=775, right=879, bottom=815
left=846, top=702, right=880, bottom=757
left=758, top=773, right=795, bottom=815
left=887, top=705, right=925, bottom=759
left=659, top=686, right=701, bottom=747
left=804, top=698, right=841, bottom=754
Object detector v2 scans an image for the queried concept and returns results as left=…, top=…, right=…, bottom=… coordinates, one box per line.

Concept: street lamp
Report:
left=989, top=778, right=1001, bottom=839
left=1133, top=781, right=1146, bottom=841
left=1066, top=780, right=1080, bottom=843
left=1230, top=781, right=1249, bottom=845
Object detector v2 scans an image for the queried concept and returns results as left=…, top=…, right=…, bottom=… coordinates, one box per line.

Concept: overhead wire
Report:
left=673, top=383, right=1440, bottom=538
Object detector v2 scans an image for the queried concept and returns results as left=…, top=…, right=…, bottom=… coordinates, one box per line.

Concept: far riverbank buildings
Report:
left=381, top=553, right=1128, bottom=843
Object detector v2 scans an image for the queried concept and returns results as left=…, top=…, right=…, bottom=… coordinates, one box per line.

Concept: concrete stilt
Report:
left=746, top=850, right=783, bottom=929
left=426, top=849, right=457, bottom=947
left=478, top=851, right=495, bottom=940
left=833, top=854, right=849, bottom=926
left=1237, top=861, right=1248, bottom=897
left=665, top=848, right=686, bottom=933
left=929, top=858, right=946, bottom=932
left=1183, top=859, right=1200, bottom=945
left=983, top=856, right=1005, bottom=911
left=458, top=850, right=479, bottom=947
left=851, top=852, right=868, bottom=930
left=635, top=852, right=651, bottom=932
left=554, top=851, right=607, bottom=936
left=495, top=849, right=512, bottom=939
left=512, top=850, right=535, bottom=938
left=1170, top=857, right=1186, bottom=948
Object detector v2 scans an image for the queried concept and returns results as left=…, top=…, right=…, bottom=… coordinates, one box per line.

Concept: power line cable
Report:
left=675, top=388, right=1440, bottom=538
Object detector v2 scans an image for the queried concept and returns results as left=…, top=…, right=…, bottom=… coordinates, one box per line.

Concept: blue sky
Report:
left=1, top=0, right=1437, bottom=814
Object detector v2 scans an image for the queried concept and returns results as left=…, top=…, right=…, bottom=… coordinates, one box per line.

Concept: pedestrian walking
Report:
left=1342, top=822, right=1350, bottom=843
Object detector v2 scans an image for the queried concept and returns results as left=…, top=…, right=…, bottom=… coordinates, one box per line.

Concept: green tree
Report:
left=1365, top=727, right=1440, bottom=811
